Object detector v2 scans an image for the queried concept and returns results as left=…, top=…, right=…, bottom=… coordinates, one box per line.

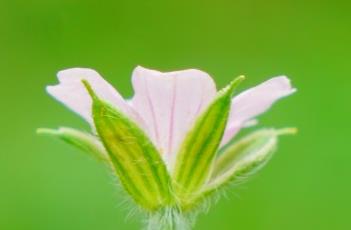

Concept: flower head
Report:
left=39, top=66, right=296, bottom=229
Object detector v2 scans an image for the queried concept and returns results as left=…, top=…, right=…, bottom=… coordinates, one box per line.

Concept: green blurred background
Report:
left=1, top=0, right=350, bottom=229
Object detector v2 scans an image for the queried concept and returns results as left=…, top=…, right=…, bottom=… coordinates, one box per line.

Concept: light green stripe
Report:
left=184, top=128, right=297, bottom=209
left=102, top=116, right=157, bottom=205
left=84, top=80, right=172, bottom=211
left=181, top=97, right=228, bottom=188
left=186, top=99, right=230, bottom=189
left=172, top=76, right=244, bottom=206
left=94, top=106, right=156, bottom=207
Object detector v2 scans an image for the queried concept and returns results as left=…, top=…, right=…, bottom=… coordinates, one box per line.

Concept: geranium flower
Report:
left=38, top=66, right=296, bottom=230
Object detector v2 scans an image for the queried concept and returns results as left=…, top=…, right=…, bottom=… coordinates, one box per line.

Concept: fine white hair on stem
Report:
left=145, top=208, right=192, bottom=230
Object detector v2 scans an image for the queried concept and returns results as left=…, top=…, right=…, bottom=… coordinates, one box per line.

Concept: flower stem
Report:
left=146, top=208, right=191, bottom=230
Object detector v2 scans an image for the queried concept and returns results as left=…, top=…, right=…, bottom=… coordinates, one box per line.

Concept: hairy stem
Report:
left=146, top=208, right=192, bottom=230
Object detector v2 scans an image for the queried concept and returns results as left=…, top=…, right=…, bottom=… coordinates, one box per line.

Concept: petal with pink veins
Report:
left=221, top=76, right=296, bottom=146
left=130, top=66, right=217, bottom=164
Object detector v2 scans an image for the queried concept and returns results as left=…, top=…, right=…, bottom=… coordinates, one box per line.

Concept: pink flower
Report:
left=47, top=66, right=295, bottom=168
left=41, top=65, right=297, bottom=228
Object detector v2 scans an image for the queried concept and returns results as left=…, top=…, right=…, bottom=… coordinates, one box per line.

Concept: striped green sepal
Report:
left=172, top=76, right=245, bottom=208
left=83, top=80, right=172, bottom=212
left=37, top=127, right=109, bottom=163
left=203, top=128, right=297, bottom=196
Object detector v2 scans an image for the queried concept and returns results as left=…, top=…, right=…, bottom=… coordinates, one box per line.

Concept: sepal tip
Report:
left=275, top=127, right=298, bottom=136
left=36, top=128, right=59, bottom=135
left=81, top=79, right=97, bottom=99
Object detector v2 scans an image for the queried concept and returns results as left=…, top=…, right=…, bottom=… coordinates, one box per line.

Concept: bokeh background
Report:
left=1, top=0, right=350, bottom=229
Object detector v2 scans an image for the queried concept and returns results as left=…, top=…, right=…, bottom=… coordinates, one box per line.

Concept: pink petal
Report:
left=221, top=76, right=296, bottom=146
left=130, top=66, right=216, bottom=163
left=47, top=68, right=141, bottom=128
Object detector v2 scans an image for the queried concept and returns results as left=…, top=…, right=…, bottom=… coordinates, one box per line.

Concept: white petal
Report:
left=130, top=66, right=216, bottom=163
left=47, top=68, right=140, bottom=127
left=221, top=76, right=296, bottom=146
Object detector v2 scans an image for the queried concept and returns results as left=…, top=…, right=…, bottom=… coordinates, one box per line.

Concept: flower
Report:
left=39, top=66, right=296, bottom=229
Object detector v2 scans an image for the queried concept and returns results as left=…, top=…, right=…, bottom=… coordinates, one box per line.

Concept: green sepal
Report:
left=198, top=128, right=297, bottom=202
left=37, top=127, right=109, bottom=163
left=172, top=76, right=245, bottom=209
left=83, top=80, right=172, bottom=212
